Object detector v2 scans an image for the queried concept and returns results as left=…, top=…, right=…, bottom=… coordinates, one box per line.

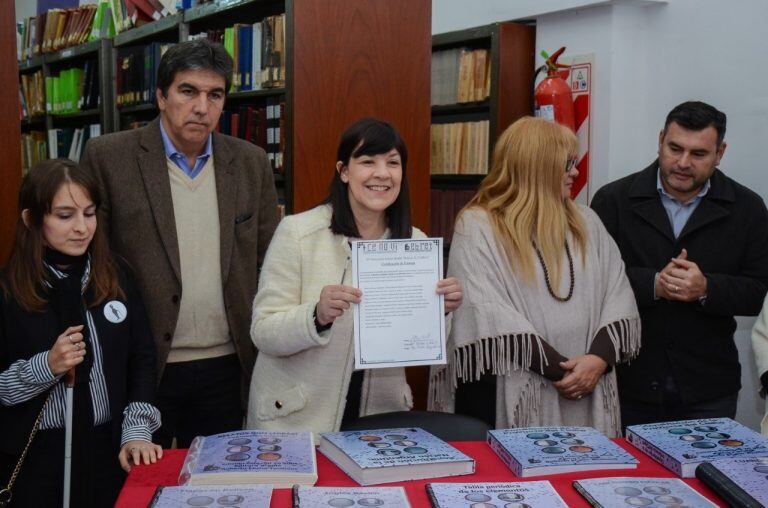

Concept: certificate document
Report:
left=351, top=238, right=446, bottom=369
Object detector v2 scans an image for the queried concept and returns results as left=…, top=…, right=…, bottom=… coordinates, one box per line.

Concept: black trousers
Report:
left=154, top=354, right=243, bottom=449
left=621, top=377, right=738, bottom=431
left=0, top=423, right=124, bottom=508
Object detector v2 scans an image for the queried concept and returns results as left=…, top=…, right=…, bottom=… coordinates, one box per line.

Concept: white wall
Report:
left=434, top=0, right=768, bottom=431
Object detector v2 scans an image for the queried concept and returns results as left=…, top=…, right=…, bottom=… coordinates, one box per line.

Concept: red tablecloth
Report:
left=115, top=439, right=726, bottom=507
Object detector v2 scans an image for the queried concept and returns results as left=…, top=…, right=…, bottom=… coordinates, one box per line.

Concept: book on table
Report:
left=149, top=485, right=272, bottom=507
left=572, top=477, right=717, bottom=508
left=177, top=430, right=317, bottom=487
left=487, top=426, right=638, bottom=477
left=318, top=427, right=475, bottom=485
left=292, top=485, right=411, bottom=507
left=695, top=456, right=768, bottom=508
left=425, top=481, right=567, bottom=508
left=625, top=417, right=768, bottom=478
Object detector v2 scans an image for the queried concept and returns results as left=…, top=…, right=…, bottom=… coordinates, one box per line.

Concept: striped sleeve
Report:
left=120, top=402, right=162, bottom=445
left=0, top=352, right=62, bottom=406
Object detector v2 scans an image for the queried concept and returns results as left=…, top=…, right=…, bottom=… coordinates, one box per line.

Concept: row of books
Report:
left=20, top=132, right=47, bottom=176
left=430, top=189, right=475, bottom=245
left=109, top=0, right=177, bottom=34
left=189, top=14, right=287, bottom=91
left=46, top=60, right=101, bottom=115
left=430, top=120, right=489, bottom=175
left=164, top=418, right=768, bottom=507
left=48, top=125, right=102, bottom=162
left=217, top=98, right=285, bottom=173
left=20, top=70, right=45, bottom=120
left=431, top=48, right=491, bottom=106
left=18, top=4, right=100, bottom=58
left=116, top=43, right=173, bottom=107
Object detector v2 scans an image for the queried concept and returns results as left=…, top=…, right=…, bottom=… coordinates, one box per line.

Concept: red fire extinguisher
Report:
left=533, top=47, right=576, bottom=132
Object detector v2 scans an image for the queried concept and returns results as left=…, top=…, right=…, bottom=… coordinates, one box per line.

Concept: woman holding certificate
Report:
left=0, top=160, right=161, bottom=507
left=247, top=118, right=462, bottom=435
left=429, top=117, right=640, bottom=437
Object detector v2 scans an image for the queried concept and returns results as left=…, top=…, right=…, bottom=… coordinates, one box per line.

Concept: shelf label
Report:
left=61, top=49, right=73, bottom=58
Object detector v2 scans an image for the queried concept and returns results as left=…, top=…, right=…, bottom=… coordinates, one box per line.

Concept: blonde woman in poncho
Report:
left=429, top=117, right=640, bottom=437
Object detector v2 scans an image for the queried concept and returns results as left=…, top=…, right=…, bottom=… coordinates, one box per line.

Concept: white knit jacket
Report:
left=246, top=204, right=423, bottom=435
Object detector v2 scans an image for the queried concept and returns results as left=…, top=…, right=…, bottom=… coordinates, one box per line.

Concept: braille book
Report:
left=318, top=427, right=474, bottom=485
left=177, top=430, right=317, bottom=487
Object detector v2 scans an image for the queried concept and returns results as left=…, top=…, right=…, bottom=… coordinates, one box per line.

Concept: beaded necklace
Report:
left=532, top=240, right=574, bottom=302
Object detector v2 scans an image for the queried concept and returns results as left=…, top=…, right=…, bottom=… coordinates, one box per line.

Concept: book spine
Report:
left=424, top=484, right=442, bottom=508
left=147, top=486, right=164, bottom=508
left=626, top=429, right=683, bottom=477
left=572, top=481, right=603, bottom=508
left=486, top=434, right=522, bottom=476
left=695, top=462, right=762, bottom=508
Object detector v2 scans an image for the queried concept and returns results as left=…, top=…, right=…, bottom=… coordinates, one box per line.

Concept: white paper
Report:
left=351, top=238, right=446, bottom=369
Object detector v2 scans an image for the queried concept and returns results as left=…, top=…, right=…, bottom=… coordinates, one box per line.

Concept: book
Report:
left=426, top=481, right=567, bottom=508
left=318, top=427, right=475, bottom=486
left=292, top=486, right=411, bottom=507
left=572, top=477, right=717, bottom=508
left=149, top=485, right=272, bottom=507
left=178, top=430, right=317, bottom=488
left=695, top=456, right=768, bottom=508
left=625, top=417, right=768, bottom=478
left=487, top=426, right=638, bottom=477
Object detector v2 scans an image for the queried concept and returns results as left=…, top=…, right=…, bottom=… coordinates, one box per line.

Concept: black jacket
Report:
left=0, top=262, right=156, bottom=456
left=591, top=162, right=768, bottom=405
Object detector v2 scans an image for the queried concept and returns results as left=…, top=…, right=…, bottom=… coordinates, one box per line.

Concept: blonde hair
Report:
left=462, top=117, right=587, bottom=288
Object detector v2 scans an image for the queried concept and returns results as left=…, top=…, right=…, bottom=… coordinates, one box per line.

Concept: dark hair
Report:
left=156, top=39, right=233, bottom=97
left=664, top=101, right=727, bottom=146
left=2, top=159, right=122, bottom=312
left=326, top=118, right=412, bottom=239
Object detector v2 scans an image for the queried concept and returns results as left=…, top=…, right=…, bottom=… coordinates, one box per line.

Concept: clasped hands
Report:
left=315, top=277, right=463, bottom=327
left=553, top=354, right=608, bottom=400
left=655, top=248, right=707, bottom=302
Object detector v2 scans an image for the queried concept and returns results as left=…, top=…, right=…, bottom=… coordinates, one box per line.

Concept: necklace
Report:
left=532, top=240, right=574, bottom=302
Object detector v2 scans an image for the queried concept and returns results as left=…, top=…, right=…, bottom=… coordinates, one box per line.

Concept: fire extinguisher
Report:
left=533, top=47, right=576, bottom=132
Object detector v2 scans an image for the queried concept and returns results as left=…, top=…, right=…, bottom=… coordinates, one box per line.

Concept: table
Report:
left=116, top=439, right=726, bottom=507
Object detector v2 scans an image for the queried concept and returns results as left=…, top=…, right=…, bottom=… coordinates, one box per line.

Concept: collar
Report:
left=159, top=117, right=212, bottom=163
left=43, top=254, right=92, bottom=293
left=656, top=169, right=711, bottom=204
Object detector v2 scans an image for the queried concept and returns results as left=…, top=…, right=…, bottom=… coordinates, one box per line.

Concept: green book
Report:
left=224, top=27, right=236, bottom=92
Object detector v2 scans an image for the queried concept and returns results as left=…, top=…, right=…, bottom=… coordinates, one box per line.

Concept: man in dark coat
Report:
left=591, top=101, right=768, bottom=427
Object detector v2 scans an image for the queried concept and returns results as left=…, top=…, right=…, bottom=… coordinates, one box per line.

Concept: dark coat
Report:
left=591, top=161, right=768, bottom=405
left=0, top=264, right=156, bottom=456
left=80, top=118, right=280, bottom=402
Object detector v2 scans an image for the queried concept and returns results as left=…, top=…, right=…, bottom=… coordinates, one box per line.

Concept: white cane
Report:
left=63, top=368, right=75, bottom=508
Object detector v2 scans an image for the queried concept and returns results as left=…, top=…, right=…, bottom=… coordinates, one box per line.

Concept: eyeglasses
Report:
left=565, top=158, right=578, bottom=173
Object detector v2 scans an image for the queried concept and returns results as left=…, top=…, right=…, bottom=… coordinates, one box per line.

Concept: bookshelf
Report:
left=430, top=22, right=535, bottom=242
left=2, top=0, right=23, bottom=263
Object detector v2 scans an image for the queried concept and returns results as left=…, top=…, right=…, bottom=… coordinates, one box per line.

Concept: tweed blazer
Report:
left=247, top=205, right=419, bottom=435
left=80, top=118, right=279, bottom=397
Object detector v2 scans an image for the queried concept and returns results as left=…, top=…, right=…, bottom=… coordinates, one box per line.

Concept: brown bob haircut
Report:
left=2, top=159, right=122, bottom=312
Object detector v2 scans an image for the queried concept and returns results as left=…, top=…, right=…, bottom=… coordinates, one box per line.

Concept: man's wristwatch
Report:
left=698, top=294, right=708, bottom=306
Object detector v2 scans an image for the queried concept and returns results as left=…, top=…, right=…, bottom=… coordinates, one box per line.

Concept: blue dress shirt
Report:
left=159, top=120, right=212, bottom=179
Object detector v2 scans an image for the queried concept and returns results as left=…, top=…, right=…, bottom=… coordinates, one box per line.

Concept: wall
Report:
left=434, top=0, right=768, bottom=430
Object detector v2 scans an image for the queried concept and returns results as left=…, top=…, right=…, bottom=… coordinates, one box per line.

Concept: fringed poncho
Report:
left=430, top=205, right=641, bottom=437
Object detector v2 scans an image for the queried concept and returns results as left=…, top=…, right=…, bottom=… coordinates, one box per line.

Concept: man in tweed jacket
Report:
left=81, top=39, right=279, bottom=447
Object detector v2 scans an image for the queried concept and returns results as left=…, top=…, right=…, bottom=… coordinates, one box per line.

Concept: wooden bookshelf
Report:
left=429, top=21, right=535, bottom=238
left=1, top=1, right=22, bottom=262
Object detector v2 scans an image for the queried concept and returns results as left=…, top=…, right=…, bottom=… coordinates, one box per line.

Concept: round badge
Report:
left=104, top=300, right=127, bottom=323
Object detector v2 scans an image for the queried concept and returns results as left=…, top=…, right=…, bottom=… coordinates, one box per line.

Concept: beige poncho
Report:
left=430, top=205, right=641, bottom=437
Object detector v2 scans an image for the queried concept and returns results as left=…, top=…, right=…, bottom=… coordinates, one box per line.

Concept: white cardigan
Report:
left=751, top=295, right=768, bottom=435
left=246, top=204, right=423, bottom=435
